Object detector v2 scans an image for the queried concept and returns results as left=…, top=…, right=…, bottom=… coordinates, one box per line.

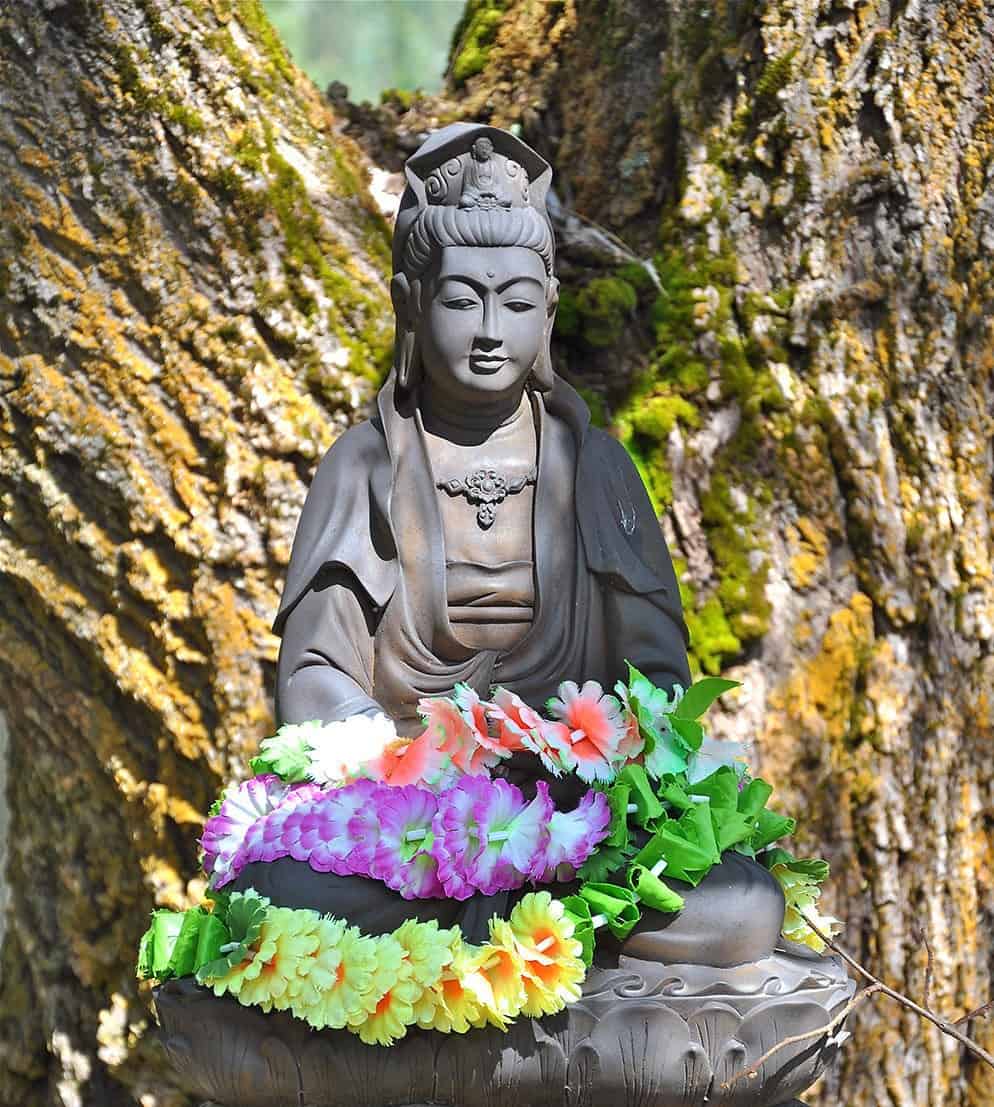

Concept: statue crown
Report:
left=422, top=135, right=531, bottom=211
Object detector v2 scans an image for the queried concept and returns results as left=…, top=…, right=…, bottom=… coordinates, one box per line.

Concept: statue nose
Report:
left=477, top=296, right=502, bottom=346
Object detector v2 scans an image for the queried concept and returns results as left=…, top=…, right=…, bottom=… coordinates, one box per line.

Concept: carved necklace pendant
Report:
left=437, top=466, right=537, bottom=529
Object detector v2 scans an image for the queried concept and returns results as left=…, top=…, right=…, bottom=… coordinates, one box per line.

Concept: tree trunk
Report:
left=2, top=1, right=993, bottom=1106
left=442, top=2, right=994, bottom=1105
left=0, top=1, right=390, bottom=1103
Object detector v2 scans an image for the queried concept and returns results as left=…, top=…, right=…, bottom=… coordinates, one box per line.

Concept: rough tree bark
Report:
left=0, top=1, right=391, bottom=1103
left=429, top=2, right=994, bottom=1106
left=1, top=1, right=993, bottom=1106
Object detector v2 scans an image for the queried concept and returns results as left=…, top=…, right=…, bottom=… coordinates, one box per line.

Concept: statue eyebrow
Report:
left=496, top=276, right=544, bottom=293
left=437, top=274, right=544, bottom=294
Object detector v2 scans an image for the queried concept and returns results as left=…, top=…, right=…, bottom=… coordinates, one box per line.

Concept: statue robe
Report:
left=274, top=373, right=691, bottom=733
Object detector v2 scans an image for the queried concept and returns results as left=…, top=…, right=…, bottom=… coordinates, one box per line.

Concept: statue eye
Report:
left=505, top=299, right=536, bottom=313
left=441, top=297, right=479, bottom=310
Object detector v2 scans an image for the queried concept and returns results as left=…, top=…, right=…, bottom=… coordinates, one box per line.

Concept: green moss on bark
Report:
left=450, top=0, right=509, bottom=85
left=575, top=276, right=639, bottom=347
left=608, top=199, right=792, bottom=673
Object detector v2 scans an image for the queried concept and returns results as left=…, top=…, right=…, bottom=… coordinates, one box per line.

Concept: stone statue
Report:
left=154, top=123, right=854, bottom=1107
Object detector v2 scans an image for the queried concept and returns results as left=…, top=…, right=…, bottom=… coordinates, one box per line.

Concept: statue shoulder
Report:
left=576, top=428, right=678, bottom=595
left=273, top=418, right=395, bottom=633
left=310, top=417, right=388, bottom=488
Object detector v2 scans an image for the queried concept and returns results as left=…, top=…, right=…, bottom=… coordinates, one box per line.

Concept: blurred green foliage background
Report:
left=263, top=1, right=465, bottom=103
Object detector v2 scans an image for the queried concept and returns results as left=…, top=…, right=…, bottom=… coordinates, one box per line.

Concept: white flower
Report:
left=306, top=713, right=399, bottom=785
left=686, top=737, right=750, bottom=784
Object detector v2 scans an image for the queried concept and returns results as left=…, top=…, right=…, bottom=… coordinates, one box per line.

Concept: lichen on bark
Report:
left=0, top=1, right=391, bottom=1102
left=437, top=1, right=994, bottom=1104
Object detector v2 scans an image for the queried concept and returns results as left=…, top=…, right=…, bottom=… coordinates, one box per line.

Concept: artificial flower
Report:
left=769, top=854, right=841, bottom=953
left=249, top=722, right=320, bottom=782
left=282, top=915, right=346, bottom=1012
left=372, top=730, right=452, bottom=788
left=416, top=933, right=485, bottom=1033
left=306, top=713, right=399, bottom=785
left=467, top=778, right=552, bottom=895
left=392, top=918, right=456, bottom=987
left=536, top=789, right=612, bottom=882
left=485, top=687, right=536, bottom=756
left=344, top=935, right=420, bottom=1045
left=201, top=770, right=321, bottom=881
left=508, top=892, right=586, bottom=1016
left=686, top=736, right=750, bottom=784
left=370, top=785, right=443, bottom=899
left=355, top=962, right=422, bottom=1045
left=218, top=779, right=386, bottom=886
left=452, top=683, right=496, bottom=747
left=294, top=922, right=380, bottom=1030
left=201, top=774, right=301, bottom=883
left=547, top=680, right=625, bottom=783
left=483, top=685, right=577, bottom=776
left=209, top=905, right=320, bottom=1013
left=419, top=695, right=497, bottom=775
left=431, top=775, right=488, bottom=899
left=462, top=919, right=527, bottom=1029
left=614, top=685, right=646, bottom=763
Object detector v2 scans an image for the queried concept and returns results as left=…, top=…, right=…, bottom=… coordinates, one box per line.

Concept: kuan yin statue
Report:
left=153, top=124, right=854, bottom=1107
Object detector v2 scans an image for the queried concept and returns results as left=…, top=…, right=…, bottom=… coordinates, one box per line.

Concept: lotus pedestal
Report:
left=156, top=945, right=853, bottom=1107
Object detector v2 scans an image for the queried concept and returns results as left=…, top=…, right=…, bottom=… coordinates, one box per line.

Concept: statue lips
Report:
left=468, top=353, right=509, bottom=374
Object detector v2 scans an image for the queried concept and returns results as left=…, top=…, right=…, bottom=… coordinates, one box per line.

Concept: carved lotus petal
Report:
left=567, top=1002, right=711, bottom=1107
left=716, top=997, right=846, bottom=1107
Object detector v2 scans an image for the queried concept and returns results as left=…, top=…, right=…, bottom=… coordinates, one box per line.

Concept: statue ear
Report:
left=391, top=273, right=422, bottom=391
left=531, top=276, right=559, bottom=392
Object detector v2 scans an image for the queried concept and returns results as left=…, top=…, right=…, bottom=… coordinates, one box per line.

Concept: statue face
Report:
left=418, top=246, right=548, bottom=404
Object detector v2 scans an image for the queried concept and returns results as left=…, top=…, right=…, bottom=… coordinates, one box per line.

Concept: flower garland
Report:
left=204, top=775, right=611, bottom=899
left=139, top=666, right=842, bottom=1044
left=138, top=889, right=586, bottom=1045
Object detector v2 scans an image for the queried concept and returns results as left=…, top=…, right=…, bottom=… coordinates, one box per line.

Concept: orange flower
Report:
left=418, top=695, right=498, bottom=775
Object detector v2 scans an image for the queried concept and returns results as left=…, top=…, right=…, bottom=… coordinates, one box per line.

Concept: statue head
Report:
left=390, top=124, right=559, bottom=402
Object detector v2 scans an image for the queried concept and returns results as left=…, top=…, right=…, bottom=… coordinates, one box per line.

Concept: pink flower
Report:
left=370, top=731, right=452, bottom=789
left=201, top=774, right=297, bottom=884
left=431, top=777, right=489, bottom=899
left=522, top=719, right=576, bottom=777
left=418, top=695, right=499, bottom=776
left=534, top=790, right=612, bottom=881
left=488, top=687, right=575, bottom=776
left=281, top=779, right=383, bottom=877
left=467, top=778, right=553, bottom=895
left=370, top=785, right=443, bottom=899
left=486, top=687, right=535, bottom=755
left=342, top=779, right=391, bottom=874
left=453, top=683, right=513, bottom=765
left=547, top=680, right=625, bottom=784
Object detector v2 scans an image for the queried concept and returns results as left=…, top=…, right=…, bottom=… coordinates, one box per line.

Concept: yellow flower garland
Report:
left=192, top=891, right=587, bottom=1045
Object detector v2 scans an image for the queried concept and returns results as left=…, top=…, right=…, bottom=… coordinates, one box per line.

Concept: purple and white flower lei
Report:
left=201, top=774, right=611, bottom=900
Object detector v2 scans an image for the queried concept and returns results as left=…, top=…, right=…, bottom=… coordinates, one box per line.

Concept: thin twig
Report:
left=720, top=983, right=882, bottom=1092
left=954, top=999, right=994, bottom=1027
left=912, top=924, right=934, bottom=1009
left=803, top=916, right=994, bottom=1070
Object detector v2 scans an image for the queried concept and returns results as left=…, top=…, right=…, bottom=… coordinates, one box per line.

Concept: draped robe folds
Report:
left=274, top=373, right=692, bottom=734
